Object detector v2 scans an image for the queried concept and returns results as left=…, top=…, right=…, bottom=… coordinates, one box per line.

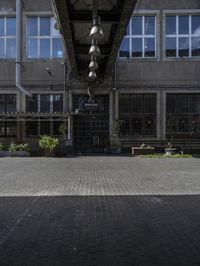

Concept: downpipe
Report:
left=16, top=0, right=32, bottom=97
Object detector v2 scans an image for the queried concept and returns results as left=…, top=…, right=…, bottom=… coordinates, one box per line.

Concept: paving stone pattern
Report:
left=0, top=157, right=200, bottom=265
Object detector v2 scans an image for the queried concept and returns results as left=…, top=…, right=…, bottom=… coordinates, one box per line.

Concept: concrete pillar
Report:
left=114, top=91, right=119, bottom=119
left=157, top=91, right=161, bottom=140
left=109, top=91, right=114, bottom=137
left=163, top=92, right=167, bottom=140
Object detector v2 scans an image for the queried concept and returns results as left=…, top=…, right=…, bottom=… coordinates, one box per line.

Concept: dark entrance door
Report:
left=73, top=95, right=109, bottom=153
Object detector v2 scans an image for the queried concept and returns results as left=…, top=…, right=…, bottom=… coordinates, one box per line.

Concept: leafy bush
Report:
left=0, top=143, right=3, bottom=151
left=39, top=136, right=59, bottom=151
left=8, top=142, right=30, bottom=152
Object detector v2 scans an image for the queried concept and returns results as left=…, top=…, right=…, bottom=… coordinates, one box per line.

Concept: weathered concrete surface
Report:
left=0, top=157, right=200, bottom=265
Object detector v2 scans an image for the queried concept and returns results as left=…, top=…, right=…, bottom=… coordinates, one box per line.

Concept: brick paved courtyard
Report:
left=1, top=157, right=200, bottom=265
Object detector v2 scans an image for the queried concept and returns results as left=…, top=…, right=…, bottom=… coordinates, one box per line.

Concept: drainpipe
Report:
left=16, top=0, right=32, bottom=97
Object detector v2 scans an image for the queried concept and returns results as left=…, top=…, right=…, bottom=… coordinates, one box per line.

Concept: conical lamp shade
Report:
left=89, top=59, right=99, bottom=70
left=89, top=43, right=101, bottom=57
left=89, top=16, right=104, bottom=41
left=88, top=70, right=97, bottom=81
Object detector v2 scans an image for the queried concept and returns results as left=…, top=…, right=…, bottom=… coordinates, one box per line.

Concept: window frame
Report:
left=163, top=10, right=200, bottom=60
left=26, top=15, right=64, bottom=60
left=0, top=16, right=16, bottom=60
left=118, top=10, right=159, bottom=61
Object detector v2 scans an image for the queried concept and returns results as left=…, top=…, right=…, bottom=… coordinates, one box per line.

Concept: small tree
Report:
left=112, top=119, right=124, bottom=137
left=39, top=136, right=59, bottom=154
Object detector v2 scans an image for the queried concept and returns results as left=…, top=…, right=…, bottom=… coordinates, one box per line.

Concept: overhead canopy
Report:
left=51, top=0, right=137, bottom=80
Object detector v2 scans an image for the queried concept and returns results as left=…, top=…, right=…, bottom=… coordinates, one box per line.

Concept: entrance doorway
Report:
left=73, top=95, right=109, bottom=153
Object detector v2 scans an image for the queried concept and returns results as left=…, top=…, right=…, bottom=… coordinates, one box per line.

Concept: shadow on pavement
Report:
left=0, top=195, right=200, bottom=266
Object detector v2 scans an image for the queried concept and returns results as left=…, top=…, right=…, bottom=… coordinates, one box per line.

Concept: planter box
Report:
left=132, top=147, right=155, bottom=156
left=164, top=148, right=177, bottom=156
left=0, top=151, right=30, bottom=157
left=44, top=149, right=55, bottom=157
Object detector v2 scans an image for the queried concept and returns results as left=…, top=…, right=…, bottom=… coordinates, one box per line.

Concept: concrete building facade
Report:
left=0, top=0, right=200, bottom=153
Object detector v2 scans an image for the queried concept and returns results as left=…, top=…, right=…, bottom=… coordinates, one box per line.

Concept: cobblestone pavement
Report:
left=0, top=157, right=200, bottom=265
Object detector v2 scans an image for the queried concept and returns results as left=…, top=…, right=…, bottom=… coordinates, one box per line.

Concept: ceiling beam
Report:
left=69, top=11, right=120, bottom=23
left=105, top=0, right=138, bottom=77
left=51, top=0, right=78, bottom=76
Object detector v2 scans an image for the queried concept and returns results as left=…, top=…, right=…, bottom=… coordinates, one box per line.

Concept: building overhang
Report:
left=51, top=0, right=137, bottom=82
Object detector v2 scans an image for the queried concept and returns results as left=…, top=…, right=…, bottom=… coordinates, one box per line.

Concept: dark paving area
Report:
left=1, top=157, right=200, bottom=266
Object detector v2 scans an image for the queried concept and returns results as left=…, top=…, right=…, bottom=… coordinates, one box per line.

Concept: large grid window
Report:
left=166, top=94, right=200, bottom=138
left=119, top=94, right=157, bottom=137
left=0, top=17, right=16, bottom=59
left=119, top=15, right=156, bottom=59
left=165, top=15, right=200, bottom=58
left=0, top=121, right=16, bottom=136
left=0, top=94, right=16, bottom=112
left=27, top=17, right=64, bottom=59
left=26, top=94, right=63, bottom=137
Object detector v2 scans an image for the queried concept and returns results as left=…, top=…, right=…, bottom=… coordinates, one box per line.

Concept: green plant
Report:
left=8, top=142, right=30, bottom=152
left=17, top=143, right=30, bottom=152
left=39, top=136, right=59, bottom=151
left=0, top=143, right=3, bottom=151
left=59, top=123, right=67, bottom=138
left=112, top=119, right=124, bottom=136
left=9, top=142, right=18, bottom=152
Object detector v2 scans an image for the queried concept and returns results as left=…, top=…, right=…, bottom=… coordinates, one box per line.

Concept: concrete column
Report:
left=162, top=92, right=167, bottom=140
left=69, top=90, right=73, bottom=112
left=109, top=91, right=113, bottom=137
left=157, top=91, right=161, bottom=140
left=114, top=91, right=119, bottom=119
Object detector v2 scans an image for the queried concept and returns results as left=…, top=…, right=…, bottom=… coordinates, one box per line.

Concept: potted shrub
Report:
left=110, top=143, right=121, bottom=154
left=164, top=142, right=177, bottom=156
left=112, top=119, right=124, bottom=137
left=39, top=136, right=59, bottom=157
left=9, top=142, right=30, bottom=157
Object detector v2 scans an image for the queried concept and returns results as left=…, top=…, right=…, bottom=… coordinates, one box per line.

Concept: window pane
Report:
left=0, top=18, right=5, bottom=36
left=27, top=38, right=37, bottom=58
left=40, top=95, right=50, bottom=112
left=53, top=95, right=63, bottom=112
left=119, top=38, right=129, bottom=58
left=6, top=95, right=16, bottom=112
left=0, top=95, right=5, bottom=112
left=40, top=121, right=50, bottom=135
left=178, top=116, right=189, bottom=133
left=132, top=16, right=142, bottom=35
left=0, top=122, right=5, bottom=135
left=119, top=116, right=130, bottom=136
left=7, top=18, right=16, bottom=36
left=132, top=38, right=142, bottom=57
left=27, top=18, right=38, bottom=36
left=144, top=38, right=155, bottom=57
left=53, top=121, right=62, bottom=135
left=132, top=117, right=142, bottom=136
left=119, top=94, right=130, bottom=113
left=40, top=17, right=50, bottom=36
left=192, top=37, right=200, bottom=57
left=40, top=39, right=50, bottom=58
left=166, top=37, right=176, bottom=57
left=145, top=16, right=155, bottom=35
left=178, top=95, right=189, bottom=113
left=26, top=121, right=38, bottom=136
left=166, top=16, right=176, bottom=35
left=179, top=37, right=189, bottom=57
left=26, top=95, right=38, bottom=112
left=166, top=94, right=177, bottom=113
left=192, top=15, right=200, bottom=34
left=144, top=116, right=156, bottom=136
left=6, top=39, right=16, bottom=58
left=191, top=95, right=200, bottom=113
left=0, top=39, right=5, bottom=58
left=51, top=17, right=60, bottom=37
left=191, top=115, right=200, bottom=134
left=179, top=16, right=189, bottom=34
left=132, top=94, right=143, bottom=113
left=6, top=121, right=16, bottom=136
left=52, top=38, right=63, bottom=58
left=144, top=94, right=156, bottom=113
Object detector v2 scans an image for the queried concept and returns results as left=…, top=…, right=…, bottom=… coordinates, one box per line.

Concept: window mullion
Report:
left=176, top=16, right=179, bottom=58
left=189, top=15, right=192, bottom=57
